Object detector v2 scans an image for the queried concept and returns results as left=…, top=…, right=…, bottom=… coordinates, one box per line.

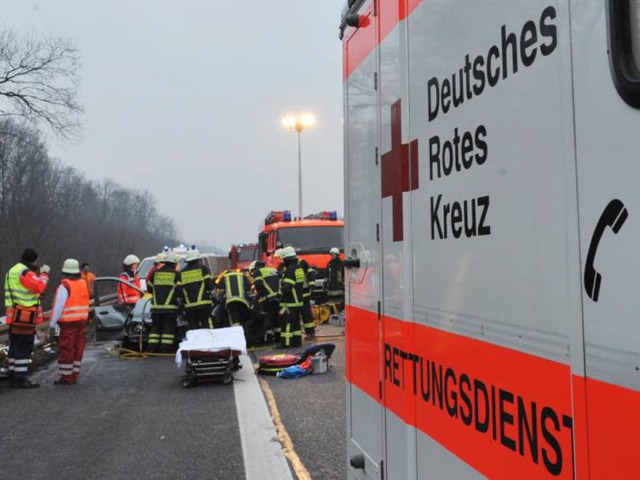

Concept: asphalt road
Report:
left=0, top=324, right=347, bottom=480
left=253, top=325, right=347, bottom=480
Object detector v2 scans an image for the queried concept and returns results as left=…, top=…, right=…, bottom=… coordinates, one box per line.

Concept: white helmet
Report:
left=123, top=254, right=140, bottom=266
left=165, top=252, right=180, bottom=264
left=156, top=252, right=167, bottom=263
left=282, top=246, right=297, bottom=259
left=249, top=260, right=258, bottom=271
left=330, top=247, right=340, bottom=255
left=62, top=258, right=80, bottom=274
left=185, top=249, right=200, bottom=262
left=274, top=248, right=284, bottom=259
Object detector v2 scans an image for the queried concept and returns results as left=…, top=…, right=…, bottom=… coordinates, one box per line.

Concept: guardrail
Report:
left=0, top=293, right=120, bottom=346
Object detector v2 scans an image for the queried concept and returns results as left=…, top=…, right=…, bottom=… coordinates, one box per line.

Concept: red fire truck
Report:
left=258, top=210, right=344, bottom=271
left=228, top=243, right=258, bottom=271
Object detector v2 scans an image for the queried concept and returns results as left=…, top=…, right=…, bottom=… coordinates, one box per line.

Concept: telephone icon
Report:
left=584, top=199, right=628, bottom=302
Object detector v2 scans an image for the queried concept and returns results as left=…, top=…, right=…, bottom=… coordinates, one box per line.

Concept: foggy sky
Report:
left=5, top=0, right=345, bottom=250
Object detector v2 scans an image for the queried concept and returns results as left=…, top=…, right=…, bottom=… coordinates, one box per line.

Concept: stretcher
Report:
left=175, top=327, right=246, bottom=388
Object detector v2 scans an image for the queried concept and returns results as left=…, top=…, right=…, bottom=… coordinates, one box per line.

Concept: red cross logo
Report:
left=381, top=99, right=419, bottom=242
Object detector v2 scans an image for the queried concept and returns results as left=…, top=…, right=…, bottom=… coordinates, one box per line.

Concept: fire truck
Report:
left=258, top=210, right=344, bottom=271
left=342, top=0, right=640, bottom=478
left=229, top=243, right=258, bottom=271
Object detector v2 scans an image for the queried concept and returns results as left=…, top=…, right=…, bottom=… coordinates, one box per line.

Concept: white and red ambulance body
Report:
left=342, top=0, right=640, bottom=478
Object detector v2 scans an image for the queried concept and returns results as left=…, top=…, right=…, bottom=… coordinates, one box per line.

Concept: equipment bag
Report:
left=10, top=305, right=38, bottom=335
left=257, top=353, right=298, bottom=375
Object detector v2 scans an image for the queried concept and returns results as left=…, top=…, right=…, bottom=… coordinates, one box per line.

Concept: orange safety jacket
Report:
left=118, top=271, right=141, bottom=305
left=57, top=279, right=90, bottom=323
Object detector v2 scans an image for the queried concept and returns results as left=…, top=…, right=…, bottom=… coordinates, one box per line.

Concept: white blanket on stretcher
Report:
left=175, top=326, right=247, bottom=368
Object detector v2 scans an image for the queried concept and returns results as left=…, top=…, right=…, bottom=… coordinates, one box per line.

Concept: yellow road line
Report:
left=259, top=377, right=312, bottom=480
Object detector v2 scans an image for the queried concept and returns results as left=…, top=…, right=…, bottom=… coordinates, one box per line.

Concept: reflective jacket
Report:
left=148, top=265, right=179, bottom=311
left=4, top=263, right=46, bottom=309
left=56, top=278, right=90, bottom=323
left=178, top=263, right=213, bottom=310
left=223, top=271, right=249, bottom=307
left=253, top=267, right=280, bottom=303
left=280, top=259, right=305, bottom=308
left=118, top=270, right=141, bottom=305
left=326, top=257, right=345, bottom=291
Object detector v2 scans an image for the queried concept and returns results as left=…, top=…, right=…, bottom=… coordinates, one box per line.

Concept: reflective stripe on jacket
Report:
left=149, top=267, right=178, bottom=311
left=178, top=266, right=212, bottom=309
left=254, top=267, right=280, bottom=302
left=224, top=271, right=249, bottom=307
left=280, top=261, right=305, bottom=308
left=118, top=271, right=141, bottom=305
left=58, top=279, right=90, bottom=323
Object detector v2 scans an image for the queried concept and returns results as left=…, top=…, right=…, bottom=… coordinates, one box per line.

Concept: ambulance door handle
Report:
left=350, top=454, right=365, bottom=469
left=344, top=257, right=360, bottom=269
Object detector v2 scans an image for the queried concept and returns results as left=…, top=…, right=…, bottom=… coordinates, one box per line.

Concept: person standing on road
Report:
left=80, top=263, right=96, bottom=298
left=146, top=252, right=167, bottom=286
left=118, top=254, right=142, bottom=308
left=325, top=247, right=344, bottom=305
left=250, top=260, right=281, bottom=343
left=147, top=252, right=179, bottom=353
left=49, top=259, right=90, bottom=385
left=278, top=246, right=304, bottom=348
left=3, top=248, right=50, bottom=389
left=298, top=259, right=316, bottom=338
left=177, top=249, right=214, bottom=330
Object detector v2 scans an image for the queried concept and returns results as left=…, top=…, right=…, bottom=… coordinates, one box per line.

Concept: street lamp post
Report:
left=282, top=114, right=316, bottom=219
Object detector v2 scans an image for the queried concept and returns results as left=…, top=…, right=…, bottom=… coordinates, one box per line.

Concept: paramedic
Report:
left=3, top=248, right=50, bottom=389
left=49, top=259, right=90, bottom=385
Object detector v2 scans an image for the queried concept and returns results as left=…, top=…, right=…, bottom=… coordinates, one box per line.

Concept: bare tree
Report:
left=0, top=30, right=82, bottom=138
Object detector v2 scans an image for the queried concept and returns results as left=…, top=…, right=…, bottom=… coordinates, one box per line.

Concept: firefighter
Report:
left=49, top=259, right=90, bottom=385
left=222, top=269, right=250, bottom=326
left=146, top=252, right=167, bottom=286
left=278, top=246, right=305, bottom=348
left=178, top=249, right=214, bottom=330
left=147, top=252, right=179, bottom=353
left=325, top=247, right=345, bottom=305
left=3, top=248, right=50, bottom=389
left=118, top=254, right=142, bottom=308
left=298, top=259, right=316, bottom=338
left=250, top=260, right=281, bottom=343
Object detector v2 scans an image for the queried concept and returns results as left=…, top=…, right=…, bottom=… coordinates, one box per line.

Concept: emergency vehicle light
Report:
left=283, top=211, right=292, bottom=221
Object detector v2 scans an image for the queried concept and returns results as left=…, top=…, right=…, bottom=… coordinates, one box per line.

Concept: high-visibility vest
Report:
left=118, top=271, right=141, bottom=305
left=4, top=263, right=39, bottom=308
left=149, top=268, right=178, bottom=311
left=224, top=271, right=249, bottom=307
left=58, top=279, right=90, bottom=323
left=179, top=266, right=212, bottom=309
left=254, top=267, right=280, bottom=302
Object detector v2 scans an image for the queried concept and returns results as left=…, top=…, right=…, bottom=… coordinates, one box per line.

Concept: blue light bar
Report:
left=329, top=211, right=338, bottom=220
left=283, top=211, right=292, bottom=221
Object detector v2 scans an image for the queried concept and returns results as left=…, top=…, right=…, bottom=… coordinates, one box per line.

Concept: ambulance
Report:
left=341, top=0, right=640, bottom=478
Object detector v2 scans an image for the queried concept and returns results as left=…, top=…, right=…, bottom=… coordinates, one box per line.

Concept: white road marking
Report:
left=233, top=354, right=294, bottom=480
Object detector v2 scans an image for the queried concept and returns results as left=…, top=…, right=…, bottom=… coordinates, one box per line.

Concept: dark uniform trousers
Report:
left=185, top=307, right=212, bottom=330
left=227, top=301, right=249, bottom=326
left=148, top=311, right=178, bottom=352
left=8, top=332, right=34, bottom=381
left=281, top=307, right=303, bottom=348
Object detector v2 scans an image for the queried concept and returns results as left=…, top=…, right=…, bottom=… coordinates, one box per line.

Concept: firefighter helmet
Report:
left=165, top=252, right=179, bottom=264
left=123, top=254, right=140, bottom=266
left=62, top=258, right=80, bottom=274
left=330, top=247, right=340, bottom=256
left=185, top=249, right=200, bottom=262
left=156, top=252, right=167, bottom=263
left=274, top=248, right=284, bottom=259
left=282, top=246, right=297, bottom=259
left=249, top=261, right=257, bottom=271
